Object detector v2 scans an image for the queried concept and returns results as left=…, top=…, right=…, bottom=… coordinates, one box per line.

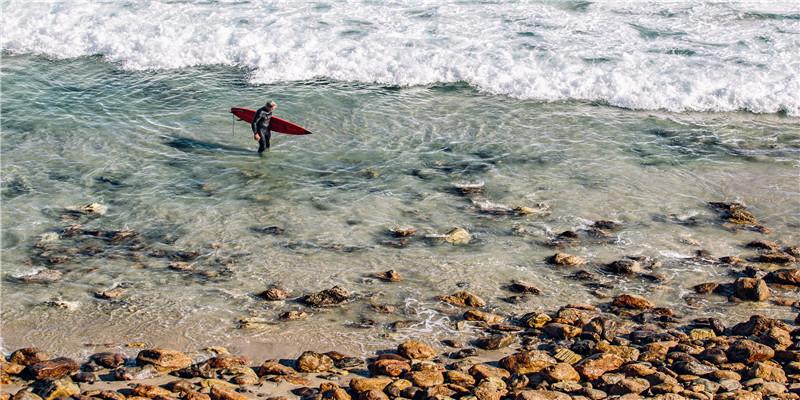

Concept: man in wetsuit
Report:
left=252, top=100, right=276, bottom=153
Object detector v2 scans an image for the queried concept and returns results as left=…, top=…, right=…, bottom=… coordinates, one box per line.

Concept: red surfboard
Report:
left=230, top=107, right=313, bottom=135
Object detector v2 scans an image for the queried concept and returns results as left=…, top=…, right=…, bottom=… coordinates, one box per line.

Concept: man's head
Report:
left=266, top=101, right=277, bottom=111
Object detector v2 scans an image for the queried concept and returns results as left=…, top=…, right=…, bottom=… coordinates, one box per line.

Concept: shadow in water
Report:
left=162, top=135, right=254, bottom=155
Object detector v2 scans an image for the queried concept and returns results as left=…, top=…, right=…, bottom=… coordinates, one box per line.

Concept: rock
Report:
left=519, top=312, right=551, bottom=328
left=349, top=377, right=394, bottom=393
left=136, top=349, right=193, bottom=372
left=731, top=315, right=791, bottom=336
left=547, top=253, right=586, bottom=267
left=499, top=350, right=556, bottom=374
left=748, top=362, right=786, bottom=383
left=207, top=355, right=251, bottom=369
left=595, top=341, right=640, bottom=363
left=276, top=309, right=308, bottom=321
left=509, top=280, right=542, bottom=294
left=606, top=259, right=644, bottom=275
left=16, top=269, right=64, bottom=284
left=259, top=288, right=291, bottom=301
left=473, top=334, right=515, bottom=350
left=694, top=283, right=720, bottom=294
left=436, top=291, right=486, bottom=307
left=734, top=277, right=770, bottom=301
left=764, top=268, right=800, bottom=286
left=753, top=381, right=787, bottom=395
left=469, top=364, right=510, bottom=381
left=540, top=363, right=580, bottom=382
left=404, top=369, right=444, bottom=388
left=727, top=339, right=775, bottom=364
left=444, top=228, right=472, bottom=245
left=613, top=294, right=655, bottom=309
left=29, top=377, right=80, bottom=400
left=609, top=377, right=650, bottom=395
left=9, top=349, right=51, bottom=366
left=552, top=348, right=582, bottom=365
left=464, top=310, right=504, bottom=325
left=574, top=353, right=624, bottom=380
left=90, top=352, right=126, bottom=369
left=25, top=358, right=79, bottom=380
left=757, top=252, right=797, bottom=264
left=209, top=386, right=250, bottom=400
left=397, top=341, right=436, bottom=359
left=444, top=371, right=476, bottom=386
left=671, top=361, right=718, bottom=376
left=515, top=390, right=570, bottom=400
left=113, top=365, right=160, bottom=380
left=543, top=323, right=582, bottom=339
left=372, top=270, right=403, bottom=282
left=303, top=286, right=350, bottom=307
left=296, top=351, right=334, bottom=373
left=760, top=327, right=793, bottom=352
left=714, top=391, right=763, bottom=400
left=368, top=359, right=410, bottom=377
left=358, top=390, right=388, bottom=400
left=130, top=384, right=173, bottom=398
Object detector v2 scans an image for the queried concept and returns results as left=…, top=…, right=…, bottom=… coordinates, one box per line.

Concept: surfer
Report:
left=252, top=101, right=277, bottom=153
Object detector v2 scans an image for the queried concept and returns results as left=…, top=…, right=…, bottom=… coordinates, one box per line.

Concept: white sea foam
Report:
left=2, top=1, right=798, bottom=115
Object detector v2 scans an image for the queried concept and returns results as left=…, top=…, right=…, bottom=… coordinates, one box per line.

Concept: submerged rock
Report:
left=14, top=269, right=64, bottom=284
left=734, top=277, right=770, bottom=301
left=371, top=269, right=403, bottom=282
left=436, top=291, right=486, bottom=308
left=303, top=286, right=351, bottom=307
left=547, top=253, right=587, bottom=267
left=444, top=228, right=472, bottom=245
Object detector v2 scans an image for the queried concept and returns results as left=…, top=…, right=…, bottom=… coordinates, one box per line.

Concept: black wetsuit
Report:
left=251, top=106, right=273, bottom=153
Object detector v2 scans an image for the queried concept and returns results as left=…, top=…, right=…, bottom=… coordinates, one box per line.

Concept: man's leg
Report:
left=257, top=129, right=268, bottom=153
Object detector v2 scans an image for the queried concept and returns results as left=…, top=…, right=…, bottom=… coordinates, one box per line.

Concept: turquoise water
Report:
left=2, top=53, right=799, bottom=359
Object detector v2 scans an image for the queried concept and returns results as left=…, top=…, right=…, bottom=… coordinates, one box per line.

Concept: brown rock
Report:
left=444, top=228, right=472, bottom=245
left=693, top=283, right=720, bottom=294
left=540, top=363, right=580, bottom=382
left=30, top=377, right=80, bottom=400
left=760, top=327, right=793, bottom=351
left=90, top=352, right=126, bottom=369
left=397, top=341, right=436, bottom=359
left=368, top=359, right=410, bottom=377
left=547, top=253, right=587, bottom=267
left=257, top=361, right=296, bottom=376
left=474, top=334, right=515, bottom=350
left=436, top=291, right=486, bottom=307
left=11, top=391, right=42, bottom=400
left=357, top=390, right=387, bottom=400
left=209, top=387, right=250, bottom=400
left=606, top=259, right=643, bottom=275
left=574, top=353, right=624, bottom=380
left=519, top=312, right=551, bottom=328
left=748, top=362, right=787, bottom=383
left=130, top=384, right=173, bottom=398
left=714, top=391, right=763, bottom=400
left=509, top=280, right=542, bottom=294
left=444, top=371, right=475, bottom=386
left=764, top=268, right=800, bottom=286
left=296, top=351, right=334, bottom=373
left=404, top=370, right=444, bottom=388
left=469, top=364, right=510, bottom=381
left=383, top=379, right=412, bottom=397
left=259, top=288, right=291, bottom=301
left=207, top=355, right=251, bottom=369
left=113, top=365, right=160, bottom=381
left=543, top=323, right=582, bottom=339
left=9, top=348, right=50, bottom=366
left=515, top=390, right=570, bottom=400
left=16, top=269, right=64, bottom=284
left=758, top=252, right=797, bottom=264
left=609, top=377, right=650, bottom=395
left=499, top=350, right=556, bottom=374
left=582, top=316, right=618, bottom=341
left=464, top=310, right=504, bottom=325
left=731, top=314, right=791, bottom=336
left=372, top=270, right=403, bottom=282
left=279, top=310, right=309, bottom=321
left=612, top=294, right=654, bottom=309
left=303, top=286, right=350, bottom=307
left=136, top=349, right=193, bottom=372
left=734, top=277, right=770, bottom=301
left=596, top=341, right=640, bottom=363
left=2, top=361, right=25, bottom=375
left=25, top=358, right=79, bottom=380
left=727, top=339, right=775, bottom=364
left=184, top=393, right=211, bottom=400
left=349, top=377, right=393, bottom=393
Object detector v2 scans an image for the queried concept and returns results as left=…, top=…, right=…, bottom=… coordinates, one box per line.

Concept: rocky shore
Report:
left=3, top=295, right=798, bottom=400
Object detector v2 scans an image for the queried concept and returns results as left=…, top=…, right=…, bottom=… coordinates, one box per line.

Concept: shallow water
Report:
left=2, top=53, right=799, bottom=360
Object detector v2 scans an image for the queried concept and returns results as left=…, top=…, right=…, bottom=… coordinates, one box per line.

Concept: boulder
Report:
left=469, top=363, right=510, bottom=380
left=257, top=361, right=296, bottom=376
left=136, top=349, right=193, bottom=372
left=540, top=363, right=580, bottom=382
left=397, top=341, right=436, bottom=359
left=90, top=352, right=126, bottom=369
left=207, top=355, right=251, bottom=369
left=734, top=277, right=770, bottom=301
left=404, top=369, right=444, bottom=388
left=612, top=294, right=654, bottom=309
left=303, top=286, right=350, bottom=307
left=436, top=291, right=486, bottom=307
left=368, top=359, right=410, bottom=377
left=499, top=350, right=556, bottom=374
left=349, top=377, right=393, bottom=393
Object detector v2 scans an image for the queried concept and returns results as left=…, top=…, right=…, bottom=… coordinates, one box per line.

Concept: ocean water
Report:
left=1, top=1, right=799, bottom=360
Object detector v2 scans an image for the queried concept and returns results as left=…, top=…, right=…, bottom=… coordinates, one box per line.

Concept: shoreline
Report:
left=3, top=290, right=799, bottom=400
